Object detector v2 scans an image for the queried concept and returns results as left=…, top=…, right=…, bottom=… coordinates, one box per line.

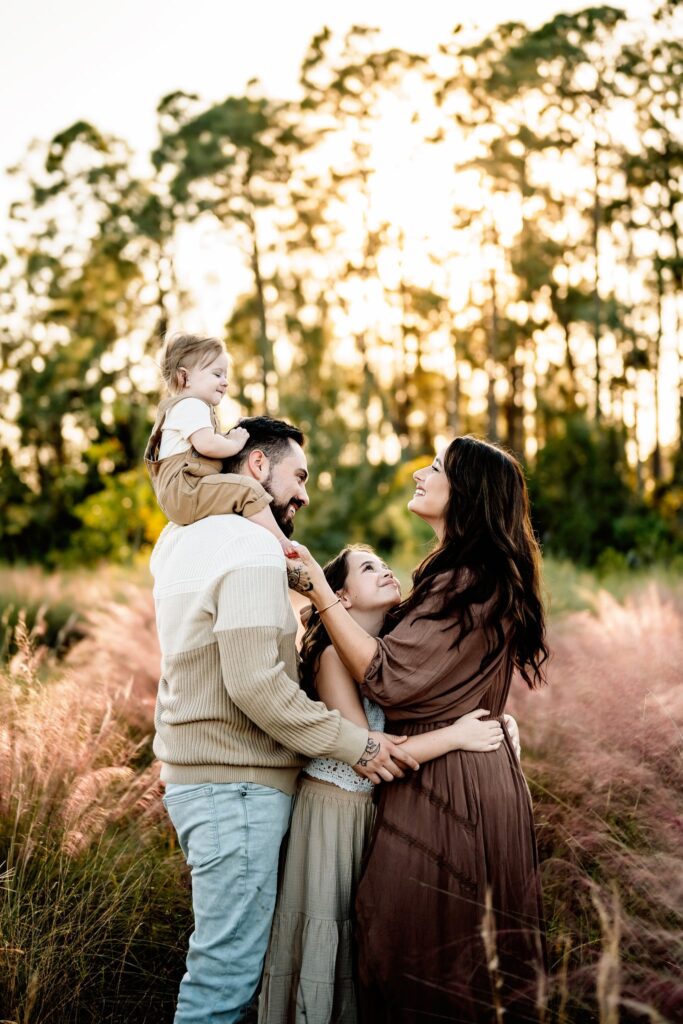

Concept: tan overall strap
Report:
left=144, top=396, right=219, bottom=464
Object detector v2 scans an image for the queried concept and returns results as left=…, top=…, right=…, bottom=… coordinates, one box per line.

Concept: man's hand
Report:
left=353, top=730, right=420, bottom=784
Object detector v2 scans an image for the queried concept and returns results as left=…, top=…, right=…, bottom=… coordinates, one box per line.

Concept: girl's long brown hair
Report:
left=299, top=545, right=374, bottom=700
left=385, top=436, right=548, bottom=688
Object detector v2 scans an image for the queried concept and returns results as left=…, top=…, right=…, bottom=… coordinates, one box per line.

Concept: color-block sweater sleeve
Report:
left=212, top=565, right=368, bottom=765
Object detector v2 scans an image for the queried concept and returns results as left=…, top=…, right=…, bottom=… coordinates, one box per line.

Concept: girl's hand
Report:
left=503, top=714, right=521, bottom=759
left=449, top=709, right=504, bottom=752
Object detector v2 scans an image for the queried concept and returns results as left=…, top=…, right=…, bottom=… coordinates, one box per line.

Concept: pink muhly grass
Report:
left=0, top=609, right=181, bottom=1022
left=509, top=582, right=683, bottom=1021
left=66, top=585, right=161, bottom=732
left=1, top=618, right=163, bottom=867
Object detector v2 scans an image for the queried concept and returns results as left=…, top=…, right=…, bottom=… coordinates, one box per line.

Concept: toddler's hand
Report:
left=224, top=426, right=249, bottom=451
left=279, top=538, right=300, bottom=558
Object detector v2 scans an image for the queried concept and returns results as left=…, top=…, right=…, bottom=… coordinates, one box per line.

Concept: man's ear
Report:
left=245, top=448, right=269, bottom=481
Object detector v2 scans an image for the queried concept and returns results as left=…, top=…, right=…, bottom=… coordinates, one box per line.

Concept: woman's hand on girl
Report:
left=449, top=709, right=504, bottom=752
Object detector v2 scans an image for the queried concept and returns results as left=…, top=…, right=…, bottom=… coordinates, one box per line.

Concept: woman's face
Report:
left=338, top=550, right=401, bottom=614
left=408, top=446, right=450, bottom=535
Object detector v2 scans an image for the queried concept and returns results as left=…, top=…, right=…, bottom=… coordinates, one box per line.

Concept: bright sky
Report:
left=1, top=0, right=654, bottom=176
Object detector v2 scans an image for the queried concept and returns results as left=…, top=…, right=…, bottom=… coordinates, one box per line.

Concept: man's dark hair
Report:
left=222, top=416, right=305, bottom=474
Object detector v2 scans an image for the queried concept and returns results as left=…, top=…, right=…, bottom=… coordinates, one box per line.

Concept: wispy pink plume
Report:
left=509, top=583, right=683, bottom=1020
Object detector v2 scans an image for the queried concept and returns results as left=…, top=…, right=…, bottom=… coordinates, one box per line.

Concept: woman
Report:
left=294, top=437, right=548, bottom=1023
left=259, top=545, right=516, bottom=1024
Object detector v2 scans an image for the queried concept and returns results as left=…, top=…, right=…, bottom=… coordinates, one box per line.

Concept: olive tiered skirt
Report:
left=258, top=776, right=376, bottom=1024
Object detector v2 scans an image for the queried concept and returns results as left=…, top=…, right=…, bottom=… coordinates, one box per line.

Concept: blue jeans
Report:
left=163, top=782, right=293, bottom=1024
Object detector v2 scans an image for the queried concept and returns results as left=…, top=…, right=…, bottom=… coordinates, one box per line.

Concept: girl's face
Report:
left=338, top=550, right=401, bottom=614
left=182, top=352, right=229, bottom=406
left=408, top=446, right=450, bottom=535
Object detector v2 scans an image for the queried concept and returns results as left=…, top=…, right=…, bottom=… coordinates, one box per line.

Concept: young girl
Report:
left=144, top=332, right=296, bottom=553
left=258, top=545, right=519, bottom=1024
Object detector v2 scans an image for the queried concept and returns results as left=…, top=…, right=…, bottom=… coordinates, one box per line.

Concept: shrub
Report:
left=528, top=417, right=682, bottom=567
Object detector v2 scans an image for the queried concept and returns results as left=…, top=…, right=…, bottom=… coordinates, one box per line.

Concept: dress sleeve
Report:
left=360, top=594, right=506, bottom=721
left=164, top=398, right=213, bottom=438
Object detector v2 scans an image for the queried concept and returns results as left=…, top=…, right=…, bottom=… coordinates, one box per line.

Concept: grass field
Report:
left=0, top=560, right=681, bottom=1022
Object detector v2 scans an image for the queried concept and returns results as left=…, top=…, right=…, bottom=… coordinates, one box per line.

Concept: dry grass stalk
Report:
left=481, top=887, right=505, bottom=1024
left=593, top=885, right=621, bottom=1024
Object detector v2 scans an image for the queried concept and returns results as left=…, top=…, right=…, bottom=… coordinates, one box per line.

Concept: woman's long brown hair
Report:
left=299, top=545, right=374, bottom=700
left=385, top=436, right=548, bottom=688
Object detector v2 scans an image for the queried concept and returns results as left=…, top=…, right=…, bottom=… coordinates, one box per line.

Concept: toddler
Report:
left=144, top=333, right=297, bottom=555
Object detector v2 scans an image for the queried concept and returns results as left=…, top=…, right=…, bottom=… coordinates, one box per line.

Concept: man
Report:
left=152, top=416, right=416, bottom=1024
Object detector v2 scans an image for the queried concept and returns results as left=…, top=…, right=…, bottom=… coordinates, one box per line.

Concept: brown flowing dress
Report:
left=356, top=575, right=546, bottom=1024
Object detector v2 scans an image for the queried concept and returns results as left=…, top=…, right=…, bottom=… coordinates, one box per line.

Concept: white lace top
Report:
left=305, top=698, right=386, bottom=793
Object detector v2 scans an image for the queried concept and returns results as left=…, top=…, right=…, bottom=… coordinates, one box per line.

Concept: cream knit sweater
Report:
left=151, top=515, right=368, bottom=795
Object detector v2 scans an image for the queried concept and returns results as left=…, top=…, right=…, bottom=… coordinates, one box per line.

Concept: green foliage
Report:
left=295, top=457, right=431, bottom=565
left=66, top=465, right=166, bottom=566
left=1, top=8, right=682, bottom=571
left=528, top=416, right=682, bottom=566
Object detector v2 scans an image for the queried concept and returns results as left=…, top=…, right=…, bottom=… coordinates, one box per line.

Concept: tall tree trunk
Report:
left=154, top=253, right=171, bottom=341
left=652, top=259, right=664, bottom=482
left=504, top=359, right=523, bottom=454
left=248, top=214, right=277, bottom=415
left=592, top=136, right=602, bottom=423
left=487, top=268, right=499, bottom=442
left=394, top=251, right=410, bottom=439
left=448, top=328, right=460, bottom=436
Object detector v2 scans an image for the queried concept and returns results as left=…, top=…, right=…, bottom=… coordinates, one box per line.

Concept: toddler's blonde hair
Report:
left=160, top=333, right=225, bottom=394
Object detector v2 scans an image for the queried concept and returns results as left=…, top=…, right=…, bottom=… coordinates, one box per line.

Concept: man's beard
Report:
left=262, top=473, right=299, bottom=538
left=269, top=496, right=295, bottom=537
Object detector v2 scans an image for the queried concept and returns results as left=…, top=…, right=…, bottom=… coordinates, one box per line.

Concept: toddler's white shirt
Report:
left=158, top=398, right=213, bottom=459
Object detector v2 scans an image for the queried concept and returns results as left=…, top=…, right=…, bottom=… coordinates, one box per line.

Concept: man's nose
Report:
left=298, top=485, right=310, bottom=507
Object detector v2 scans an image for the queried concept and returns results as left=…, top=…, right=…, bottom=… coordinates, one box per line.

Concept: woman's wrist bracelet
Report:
left=318, top=597, right=341, bottom=615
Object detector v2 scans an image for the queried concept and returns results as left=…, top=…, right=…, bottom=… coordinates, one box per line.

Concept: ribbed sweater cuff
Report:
left=159, top=763, right=301, bottom=796
left=329, top=719, right=369, bottom=766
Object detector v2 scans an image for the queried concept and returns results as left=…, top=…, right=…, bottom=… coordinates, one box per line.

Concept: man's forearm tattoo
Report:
left=286, top=562, right=314, bottom=593
left=357, top=736, right=381, bottom=767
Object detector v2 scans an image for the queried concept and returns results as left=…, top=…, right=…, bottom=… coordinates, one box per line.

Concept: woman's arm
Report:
left=290, top=547, right=378, bottom=681
left=290, top=546, right=505, bottom=719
